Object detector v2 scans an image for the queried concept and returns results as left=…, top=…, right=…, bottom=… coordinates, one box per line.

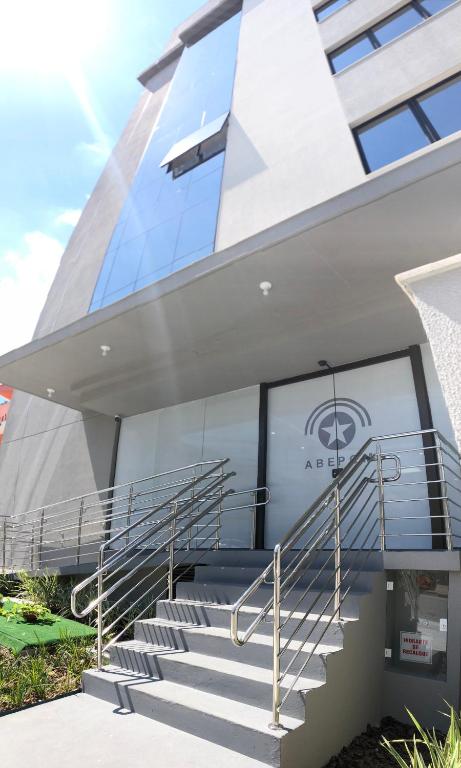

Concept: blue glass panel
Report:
left=316, top=0, right=349, bottom=21
left=173, top=245, right=214, bottom=271
left=373, top=6, right=423, bottom=46
left=418, top=75, right=461, bottom=139
left=330, top=35, right=375, bottom=73
left=90, top=13, right=240, bottom=311
left=419, top=0, right=456, bottom=14
left=138, top=217, right=180, bottom=277
left=104, top=234, right=147, bottom=295
left=175, top=196, right=220, bottom=261
left=357, top=106, right=431, bottom=171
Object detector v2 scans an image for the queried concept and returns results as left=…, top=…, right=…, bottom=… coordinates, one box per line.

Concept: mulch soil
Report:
left=323, top=716, right=440, bottom=768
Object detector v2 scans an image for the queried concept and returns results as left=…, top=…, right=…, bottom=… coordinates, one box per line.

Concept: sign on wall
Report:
left=400, top=631, right=432, bottom=664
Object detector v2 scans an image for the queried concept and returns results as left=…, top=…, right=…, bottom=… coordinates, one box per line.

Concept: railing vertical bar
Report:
left=97, top=550, right=103, bottom=668
left=376, top=444, right=386, bottom=551
left=168, top=503, right=177, bottom=601
left=334, top=486, right=341, bottom=620
left=435, top=434, right=453, bottom=550
left=76, top=498, right=84, bottom=566
left=269, top=544, right=282, bottom=730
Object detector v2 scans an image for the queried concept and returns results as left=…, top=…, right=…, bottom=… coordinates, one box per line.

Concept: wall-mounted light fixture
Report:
left=100, top=345, right=111, bottom=357
left=46, top=388, right=55, bottom=399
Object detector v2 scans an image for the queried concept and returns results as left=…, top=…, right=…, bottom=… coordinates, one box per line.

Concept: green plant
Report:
left=382, top=706, right=461, bottom=768
left=15, top=570, right=70, bottom=615
left=0, top=600, right=55, bottom=624
left=0, top=635, right=96, bottom=712
left=0, top=573, right=17, bottom=597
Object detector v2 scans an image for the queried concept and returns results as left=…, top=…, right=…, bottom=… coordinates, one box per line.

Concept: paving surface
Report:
left=1, top=692, right=270, bottom=768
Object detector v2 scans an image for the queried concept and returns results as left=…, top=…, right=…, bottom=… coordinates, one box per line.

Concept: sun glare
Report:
left=0, top=0, right=110, bottom=74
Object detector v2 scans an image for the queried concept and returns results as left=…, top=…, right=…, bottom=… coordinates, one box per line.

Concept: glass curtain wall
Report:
left=90, top=13, right=241, bottom=311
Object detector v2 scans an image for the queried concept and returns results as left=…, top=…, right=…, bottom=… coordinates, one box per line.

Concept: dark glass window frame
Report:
left=314, top=0, right=350, bottom=22
left=353, top=71, right=461, bottom=174
left=327, top=0, right=451, bottom=74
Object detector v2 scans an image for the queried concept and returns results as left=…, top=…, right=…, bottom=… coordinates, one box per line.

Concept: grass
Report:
left=0, top=633, right=95, bottom=713
left=0, top=598, right=96, bottom=653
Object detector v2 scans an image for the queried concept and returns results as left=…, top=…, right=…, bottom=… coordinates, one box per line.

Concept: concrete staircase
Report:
left=83, top=554, right=385, bottom=768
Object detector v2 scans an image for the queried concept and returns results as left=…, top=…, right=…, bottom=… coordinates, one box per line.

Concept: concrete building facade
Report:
left=1, top=1, right=461, bottom=764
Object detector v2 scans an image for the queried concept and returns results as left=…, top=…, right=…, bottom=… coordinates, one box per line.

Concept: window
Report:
left=385, top=571, right=448, bottom=681
left=355, top=73, right=461, bottom=173
left=89, top=14, right=241, bottom=312
left=315, top=0, right=349, bottom=22
left=328, top=0, right=456, bottom=74
left=160, top=112, right=229, bottom=178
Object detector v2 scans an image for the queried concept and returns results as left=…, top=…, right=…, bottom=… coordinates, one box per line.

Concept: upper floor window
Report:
left=354, top=73, right=461, bottom=172
left=89, top=14, right=241, bottom=312
left=315, top=0, right=350, bottom=22
left=329, top=0, right=457, bottom=73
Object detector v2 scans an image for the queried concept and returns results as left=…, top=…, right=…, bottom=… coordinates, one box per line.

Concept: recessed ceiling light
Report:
left=259, top=281, right=272, bottom=296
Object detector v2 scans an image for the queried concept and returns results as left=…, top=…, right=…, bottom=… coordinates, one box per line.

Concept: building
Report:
left=0, top=385, right=13, bottom=445
left=1, top=1, right=461, bottom=765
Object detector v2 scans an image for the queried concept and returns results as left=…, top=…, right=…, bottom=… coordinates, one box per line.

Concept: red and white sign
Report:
left=400, top=632, right=432, bottom=664
left=0, top=384, right=13, bottom=445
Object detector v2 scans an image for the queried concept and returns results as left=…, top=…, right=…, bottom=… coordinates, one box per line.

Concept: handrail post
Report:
left=334, top=488, right=341, bottom=621
left=251, top=490, right=257, bottom=550
left=125, top=485, right=134, bottom=549
left=376, top=444, right=386, bottom=552
left=38, top=508, right=45, bottom=570
left=168, top=503, right=178, bottom=601
left=1, top=518, right=6, bottom=572
left=76, top=498, right=84, bottom=566
left=435, top=434, right=453, bottom=551
left=269, top=544, right=282, bottom=730
left=214, top=465, right=225, bottom=550
left=97, top=548, right=104, bottom=668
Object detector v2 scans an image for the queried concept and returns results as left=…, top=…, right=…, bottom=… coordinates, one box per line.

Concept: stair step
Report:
left=175, top=580, right=364, bottom=618
left=133, top=618, right=337, bottom=677
left=109, top=641, right=322, bottom=718
left=193, top=565, right=374, bottom=591
left=156, top=598, right=350, bottom=642
left=83, top=667, right=302, bottom=765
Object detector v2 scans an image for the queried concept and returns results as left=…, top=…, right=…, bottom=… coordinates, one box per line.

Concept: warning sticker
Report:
left=400, top=632, right=432, bottom=664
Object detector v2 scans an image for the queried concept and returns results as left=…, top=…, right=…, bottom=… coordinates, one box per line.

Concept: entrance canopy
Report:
left=0, top=138, right=460, bottom=417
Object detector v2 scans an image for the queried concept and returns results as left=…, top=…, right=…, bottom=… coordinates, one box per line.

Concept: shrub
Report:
left=382, top=706, right=461, bottom=768
left=0, top=635, right=95, bottom=713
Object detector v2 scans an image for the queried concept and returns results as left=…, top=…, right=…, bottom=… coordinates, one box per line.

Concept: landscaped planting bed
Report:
left=323, top=717, right=444, bottom=768
left=0, top=572, right=97, bottom=713
left=0, top=636, right=95, bottom=714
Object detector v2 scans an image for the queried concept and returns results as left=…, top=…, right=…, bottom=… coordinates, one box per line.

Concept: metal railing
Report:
left=69, top=464, right=270, bottom=666
left=0, top=462, right=269, bottom=573
left=230, top=429, right=461, bottom=729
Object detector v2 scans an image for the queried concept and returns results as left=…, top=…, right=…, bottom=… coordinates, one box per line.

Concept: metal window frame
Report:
left=160, top=112, right=229, bottom=178
left=327, top=0, right=446, bottom=74
left=255, top=346, right=443, bottom=549
left=314, top=0, right=350, bottom=23
left=353, top=70, right=461, bottom=174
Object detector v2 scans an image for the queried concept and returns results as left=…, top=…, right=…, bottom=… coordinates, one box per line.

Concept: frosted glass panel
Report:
left=265, top=357, right=429, bottom=549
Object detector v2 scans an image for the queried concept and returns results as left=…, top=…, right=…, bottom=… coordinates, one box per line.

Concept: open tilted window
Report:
left=160, top=112, right=229, bottom=178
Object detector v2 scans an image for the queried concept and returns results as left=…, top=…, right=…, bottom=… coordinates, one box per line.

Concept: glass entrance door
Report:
left=265, top=356, right=430, bottom=549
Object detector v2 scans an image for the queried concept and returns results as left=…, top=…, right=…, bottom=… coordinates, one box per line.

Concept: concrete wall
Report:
left=336, top=3, right=461, bottom=126
left=215, top=0, right=365, bottom=249
left=0, top=66, right=177, bottom=525
left=397, top=256, right=461, bottom=451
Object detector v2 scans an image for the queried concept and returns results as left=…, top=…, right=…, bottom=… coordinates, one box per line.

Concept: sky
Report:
left=0, top=0, right=205, bottom=358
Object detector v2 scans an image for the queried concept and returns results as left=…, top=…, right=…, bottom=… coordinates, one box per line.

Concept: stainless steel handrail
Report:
left=230, top=428, right=461, bottom=729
